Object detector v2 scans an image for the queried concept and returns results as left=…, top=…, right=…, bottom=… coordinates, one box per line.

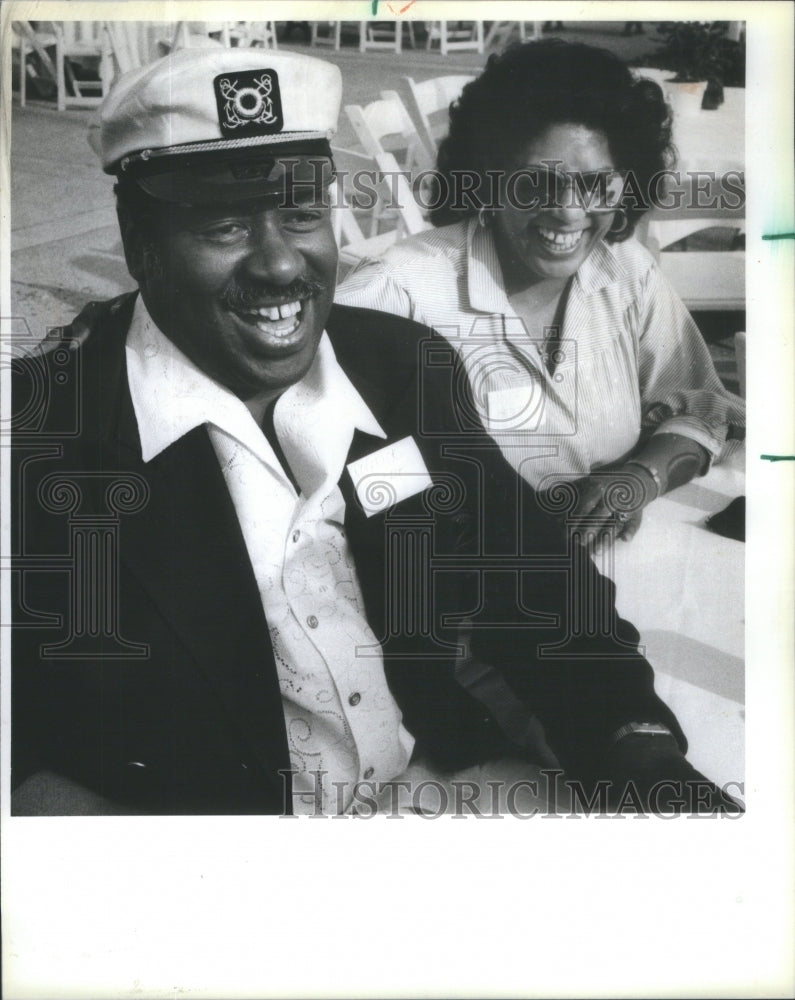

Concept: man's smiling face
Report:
left=125, top=172, right=338, bottom=408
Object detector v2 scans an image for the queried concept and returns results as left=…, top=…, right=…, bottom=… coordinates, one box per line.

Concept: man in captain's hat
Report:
left=10, top=48, right=740, bottom=816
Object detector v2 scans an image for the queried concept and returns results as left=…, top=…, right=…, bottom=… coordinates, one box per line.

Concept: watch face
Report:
left=611, top=722, right=675, bottom=745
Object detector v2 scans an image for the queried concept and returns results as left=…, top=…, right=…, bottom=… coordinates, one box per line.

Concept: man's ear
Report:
left=116, top=200, right=148, bottom=285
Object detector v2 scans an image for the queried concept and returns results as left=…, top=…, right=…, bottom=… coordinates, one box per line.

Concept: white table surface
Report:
left=658, top=251, right=746, bottom=311
left=606, top=447, right=745, bottom=792
left=671, top=87, right=745, bottom=175
left=380, top=450, right=746, bottom=816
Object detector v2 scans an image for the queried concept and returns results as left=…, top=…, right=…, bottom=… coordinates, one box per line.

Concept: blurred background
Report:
left=9, top=17, right=745, bottom=393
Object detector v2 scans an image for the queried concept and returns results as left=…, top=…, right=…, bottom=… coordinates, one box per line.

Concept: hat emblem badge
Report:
left=219, top=74, right=276, bottom=127
left=214, top=69, right=284, bottom=136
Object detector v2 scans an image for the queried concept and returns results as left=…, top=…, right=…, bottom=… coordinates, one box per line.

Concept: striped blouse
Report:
left=335, top=218, right=745, bottom=490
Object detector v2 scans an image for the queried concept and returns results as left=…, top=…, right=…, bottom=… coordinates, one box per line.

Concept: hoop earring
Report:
left=477, top=207, right=491, bottom=228
left=609, top=210, right=629, bottom=236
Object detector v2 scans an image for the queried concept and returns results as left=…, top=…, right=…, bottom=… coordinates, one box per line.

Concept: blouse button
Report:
left=363, top=767, right=375, bottom=780
left=348, top=692, right=361, bottom=706
left=306, top=614, right=319, bottom=629
left=292, top=530, right=301, bottom=543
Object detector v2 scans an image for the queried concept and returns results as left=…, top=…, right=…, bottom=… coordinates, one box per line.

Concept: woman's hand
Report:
left=567, top=468, right=655, bottom=553
left=565, top=434, right=712, bottom=552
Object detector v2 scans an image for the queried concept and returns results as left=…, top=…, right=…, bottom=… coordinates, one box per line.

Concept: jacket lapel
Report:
left=85, top=300, right=443, bottom=794
left=95, top=320, right=290, bottom=793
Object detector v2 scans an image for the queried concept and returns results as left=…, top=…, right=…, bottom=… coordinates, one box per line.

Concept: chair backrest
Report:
left=61, top=21, right=104, bottom=46
left=331, top=184, right=400, bottom=276
left=379, top=91, right=434, bottom=170
left=168, top=22, right=226, bottom=51
left=310, top=21, right=340, bottom=48
left=407, top=74, right=475, bottom=117
left=636, top=168, right=746, bottom=313
left=229, top=21, right=278, bottom=48
left=104, top=22, right=148, bottom=76
left=327, top=181, right=361, bottom=246
left=402, top=74, right=474, bottom=155
left=372, top=150, right=430, bottom=237
left=344, top=97, right=423, bottom=167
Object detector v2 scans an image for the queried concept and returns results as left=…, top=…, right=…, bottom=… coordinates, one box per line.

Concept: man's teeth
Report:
left=537, top=227, right=584, bottom=250
left=242, top=300, right=303, bottom=336
left=249, top=300, right=302, bottom=321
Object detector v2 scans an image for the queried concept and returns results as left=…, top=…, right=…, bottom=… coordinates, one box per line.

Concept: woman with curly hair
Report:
left=337, top=40, right=744, bottom=543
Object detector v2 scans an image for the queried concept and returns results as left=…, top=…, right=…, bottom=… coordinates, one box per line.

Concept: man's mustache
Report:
left=220, top=276, right=327, bottom=311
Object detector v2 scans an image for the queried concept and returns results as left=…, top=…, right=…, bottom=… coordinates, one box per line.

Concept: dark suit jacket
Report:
left=11, top=295, right=684, bottom=814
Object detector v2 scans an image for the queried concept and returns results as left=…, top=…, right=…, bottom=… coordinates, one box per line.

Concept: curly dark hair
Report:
left=431, top=39, right=676, bottom=240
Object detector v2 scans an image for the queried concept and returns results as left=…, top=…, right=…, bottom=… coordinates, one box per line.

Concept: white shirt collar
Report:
left=125, top=297, right=386, bottom=469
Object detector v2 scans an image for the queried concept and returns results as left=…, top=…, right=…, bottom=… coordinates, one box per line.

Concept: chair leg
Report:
left=63, top=57, right=79, bottom=101
left=20, top=43, right=27, bottom=106
left=56, top=44, right=65, bottom=111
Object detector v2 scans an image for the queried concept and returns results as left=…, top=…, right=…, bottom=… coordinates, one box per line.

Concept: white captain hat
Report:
left=91, top=47, right=342, bottom=204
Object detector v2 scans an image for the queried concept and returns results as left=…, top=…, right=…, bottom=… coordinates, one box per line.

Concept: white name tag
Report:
left=347, top=437, right=433, bottom=517
left=486, top=385, right=546, bottom=431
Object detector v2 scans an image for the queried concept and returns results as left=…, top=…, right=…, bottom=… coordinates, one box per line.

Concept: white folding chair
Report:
left=372, top=151, right=429, bottom=238
left=13, top=21, right=59, bottom=106
left=425, top=21, right=484, bottom=55
left=637, top=175, right=746, bottom=312
left=39, top=20, right=114, bottom=110
left=166, top=22, right=228, bottom=53
left=378, top=91, right=436, bottom=171
left=358, top=20, right=416, bottom=53
left=345, top=97, right=428, bottom=168
left=485, top=21, right=542, bottom=48
left=226, top=22, right=278, bottom=48
left=103, top=22, right=151, bottom=76
left=310, top=21, right=342, bottom=49
left=344, top=98, right=430, bottom=235
left=330, top=182, right=401, bottom=276
left=400, top=75, right=475, bottom=159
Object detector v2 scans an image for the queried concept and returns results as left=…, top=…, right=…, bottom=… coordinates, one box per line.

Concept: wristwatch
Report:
left=622, top=461, right=663, bottom=500
left=610, top=721, right=675, bottom=744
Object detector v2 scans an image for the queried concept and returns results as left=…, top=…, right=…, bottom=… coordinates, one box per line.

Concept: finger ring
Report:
left=615, top=511, right=630, bottom=523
